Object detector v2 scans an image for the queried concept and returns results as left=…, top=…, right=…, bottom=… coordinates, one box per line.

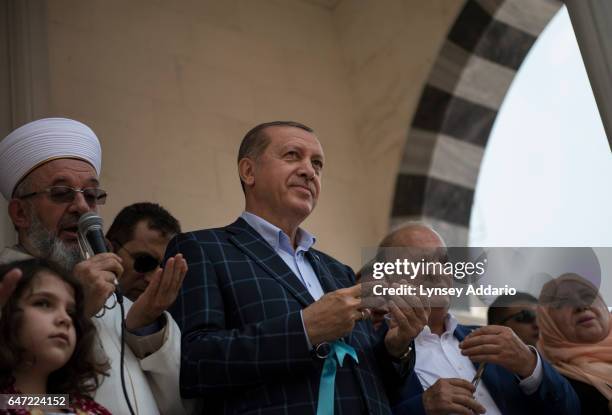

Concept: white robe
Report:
left=93, top=296, right=184, bottom=415
left=0, top=246, right=189, bottom=415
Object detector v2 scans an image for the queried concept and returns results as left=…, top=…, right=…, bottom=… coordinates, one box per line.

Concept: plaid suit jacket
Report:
left=166, top=218, right=406, bottom=415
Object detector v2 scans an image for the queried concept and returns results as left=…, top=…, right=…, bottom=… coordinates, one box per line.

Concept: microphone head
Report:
left=78, top=212, right=104, bottom=235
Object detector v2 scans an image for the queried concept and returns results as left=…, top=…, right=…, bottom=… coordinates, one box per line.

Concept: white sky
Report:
left=469, top=6, right=612, bottom=247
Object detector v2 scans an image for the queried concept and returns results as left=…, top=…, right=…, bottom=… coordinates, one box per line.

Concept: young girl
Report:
left=0, top=259, right=110, bottom=414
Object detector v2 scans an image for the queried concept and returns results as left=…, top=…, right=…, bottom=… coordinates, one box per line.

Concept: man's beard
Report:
left=26, top=212, right=82, bottom=274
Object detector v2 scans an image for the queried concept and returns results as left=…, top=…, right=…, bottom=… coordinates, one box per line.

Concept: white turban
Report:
left=0, top=117, right=102, bottom=200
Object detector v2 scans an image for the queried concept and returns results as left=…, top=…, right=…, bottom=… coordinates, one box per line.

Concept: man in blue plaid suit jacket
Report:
left=165, top=121, right=428, bottom=414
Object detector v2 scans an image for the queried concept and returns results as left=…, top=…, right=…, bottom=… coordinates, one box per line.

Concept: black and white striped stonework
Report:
left=391, top=0, right=562, bottom=245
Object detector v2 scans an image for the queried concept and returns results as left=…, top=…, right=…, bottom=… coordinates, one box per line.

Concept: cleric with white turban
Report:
left=0, top=117, right=188, bottom=415
left=0, top=117, right=101, bottom=200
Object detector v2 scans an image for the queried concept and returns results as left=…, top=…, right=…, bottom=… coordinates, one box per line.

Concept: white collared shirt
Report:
left=414, top=314, right=543, bottom=415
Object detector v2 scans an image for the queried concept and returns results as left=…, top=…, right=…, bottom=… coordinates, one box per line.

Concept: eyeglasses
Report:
left=548, top=291, right=598, bottom=309
left=499, top=309, right=536, bottom=325
left=119, top=246, right=161, bottom=274
left=19, top=186, right=107, bottom=206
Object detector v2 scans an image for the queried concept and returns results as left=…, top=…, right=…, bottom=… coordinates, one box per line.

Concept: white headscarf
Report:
left=0, top=117, right=102, bottom=200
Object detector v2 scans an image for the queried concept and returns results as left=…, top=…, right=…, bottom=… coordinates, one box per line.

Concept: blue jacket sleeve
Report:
left=393, top=395, right=426, bottom=415
left=527, top=358, right=581, bottom=415
left=391, top=371, right=426, bottom=415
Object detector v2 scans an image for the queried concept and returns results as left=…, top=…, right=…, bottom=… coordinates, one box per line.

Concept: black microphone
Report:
left=78, top=212, right=123, bottom=303
left=78, top=212, right=107, bottom=254
left=78, top=214, right=134, bottom=415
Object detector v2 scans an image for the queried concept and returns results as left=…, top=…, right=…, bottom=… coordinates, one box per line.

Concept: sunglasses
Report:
left=499, top=309, right=536, bottom=325
left=119, top=246, right=161, bottom=273
left=20, top=185, right=107, bottom=206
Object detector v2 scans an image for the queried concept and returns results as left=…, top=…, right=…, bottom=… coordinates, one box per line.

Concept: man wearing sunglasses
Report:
left=488, top=292, right=540, bottom=347
left=0, top=118, right=186, bottom=414
left=106, top=202, right=181, bottom=303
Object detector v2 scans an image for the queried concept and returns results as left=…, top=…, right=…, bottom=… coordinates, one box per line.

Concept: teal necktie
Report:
left=316, top=341, right=359, bottom=415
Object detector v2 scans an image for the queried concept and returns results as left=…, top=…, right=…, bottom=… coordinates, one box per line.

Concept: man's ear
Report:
left=8, top=199, right=31, bottom=230
left=238, top=158, right=256, bottom=187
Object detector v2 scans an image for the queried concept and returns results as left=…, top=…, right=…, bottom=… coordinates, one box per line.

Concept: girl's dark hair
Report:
left=0, top=258, right=109, bottom=396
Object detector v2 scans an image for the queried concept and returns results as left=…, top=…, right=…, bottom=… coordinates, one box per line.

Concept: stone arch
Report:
left=390, top=0, right=562, bottom=245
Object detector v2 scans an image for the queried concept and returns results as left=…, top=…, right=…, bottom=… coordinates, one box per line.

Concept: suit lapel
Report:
left=454, top=325, right=507, bottom=412
left=305, top=250, right=340, bottom=293
left=306, top=250, right=364, bottom=347
left=227, top=219, right=315, bottom=307
left=480, top=365, right=506, bottom=411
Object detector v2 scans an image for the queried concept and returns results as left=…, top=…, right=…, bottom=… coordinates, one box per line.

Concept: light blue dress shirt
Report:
left=240, top=211, right=325, bottom=348
left=240, top=211, right=325, bottom=300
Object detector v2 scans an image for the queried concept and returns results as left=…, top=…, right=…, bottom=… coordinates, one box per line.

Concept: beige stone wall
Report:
left=17, top=0, right=462, bottom=268
left=332, top=0, right=464, bottom=248
left=0, top=199, right=15, bottom=248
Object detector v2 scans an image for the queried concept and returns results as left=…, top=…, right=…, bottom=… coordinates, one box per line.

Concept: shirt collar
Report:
left=418, top=313, right=458, bottom=338
left=240, top=211, right=316, bottom=254
left=445, top=313, right=459, bottom=333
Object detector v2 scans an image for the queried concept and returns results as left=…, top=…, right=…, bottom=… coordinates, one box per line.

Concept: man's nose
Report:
left=144, top=269, right=159, bottom=282
left=69, top=191, right=94, bottom=215
left=297, top=160, right=316, bottom=179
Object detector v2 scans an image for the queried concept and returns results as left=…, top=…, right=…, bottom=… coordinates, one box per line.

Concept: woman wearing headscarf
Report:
left=537, top=273, right=612, bottom=414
